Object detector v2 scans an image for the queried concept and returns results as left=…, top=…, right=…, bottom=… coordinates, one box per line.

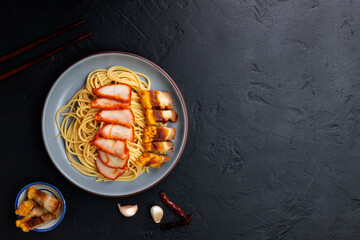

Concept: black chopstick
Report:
left=0, top=20, right=86, bottom=64
left=0, top=32, right=92, bottom=81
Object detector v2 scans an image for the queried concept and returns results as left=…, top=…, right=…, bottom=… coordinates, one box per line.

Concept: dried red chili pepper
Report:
left=161, top=215, right=193, bottom=230
left=160, top=191, right=188, bottom=220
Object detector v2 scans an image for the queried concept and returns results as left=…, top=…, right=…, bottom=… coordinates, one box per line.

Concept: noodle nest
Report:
left=56, top=66, right=150, bottom=182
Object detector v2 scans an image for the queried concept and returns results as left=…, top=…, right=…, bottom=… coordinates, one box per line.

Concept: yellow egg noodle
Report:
left=56, top=66, right=151, bottom=181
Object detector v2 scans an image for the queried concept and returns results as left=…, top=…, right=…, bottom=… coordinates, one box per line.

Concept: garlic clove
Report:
left=150, top=205, right=164, bottom=223
left=118, top=204, right=138, bottom=217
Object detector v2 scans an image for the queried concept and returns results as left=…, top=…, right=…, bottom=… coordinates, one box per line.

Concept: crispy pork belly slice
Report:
left=141, top=90, right=174, bottom=110
left=16, top=206, right=47, bottom=227
left=27, top=187, right=61, bottom=215
left=90, top=137, right=129, bottom=159
left=17, top=211, right=56, bottom=232
left=18, top=212, right=56, bottom=232
left=98, top=150, right=128, bottom=169
left=95, top=156, right=126, bottom=180
left=16, top=205, right=52, bottom=231
left=91, top=98, right=130, bottom=110
left=95, top=109, right=134, bottom=128
left=135, top=152, right=170, bottom=169
left=15, top=199, right=37, bottom=217
left=19, top=216, right=44, bottom=232
left=92, top=84, right=131, bottom=102
left=145, top=110, right=178, bottom=125
left=142, top=126, right=176, bottom=143
left=144, top=141, right=174, bottom=153
left=98, top=124, right=134, bottom=142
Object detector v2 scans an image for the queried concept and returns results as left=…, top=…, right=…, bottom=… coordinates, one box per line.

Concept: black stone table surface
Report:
left=1, top=0, right=360, bottom=239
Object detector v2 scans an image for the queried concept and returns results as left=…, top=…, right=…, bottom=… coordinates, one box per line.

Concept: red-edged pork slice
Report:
left=95, top=156, right=126, bottom=180
left=92, top=84, right=131, bottom=102
left=90, top=137, right=128, bottom=159
left=98, top=150, right=128, bottom=169
left=95, top=109, right=134, bottom=128
left=98, top=124, right=134, bottom=142
left=91, top=98, right=130, bottom=110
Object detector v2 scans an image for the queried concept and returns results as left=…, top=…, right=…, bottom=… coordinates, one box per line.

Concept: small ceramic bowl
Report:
left=15, top=182, right=66, bottom=232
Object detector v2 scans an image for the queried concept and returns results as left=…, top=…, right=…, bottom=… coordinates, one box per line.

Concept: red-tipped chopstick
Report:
left=0, top=20, right=86, bottom=64
left=0, top=32, right=92, bottom=81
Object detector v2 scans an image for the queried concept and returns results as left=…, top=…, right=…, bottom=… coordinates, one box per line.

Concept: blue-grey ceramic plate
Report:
left=42, top=52, right=188, bottom=197
left=15, top=182, right=66, bottom=232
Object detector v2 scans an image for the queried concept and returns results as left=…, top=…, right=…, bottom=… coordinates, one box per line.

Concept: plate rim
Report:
left=41, top=51, right=188, bottom=197
left=15, top=182, right=66, bottom=232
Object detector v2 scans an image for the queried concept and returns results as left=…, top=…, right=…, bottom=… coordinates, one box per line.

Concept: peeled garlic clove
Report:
left=118, top=204, right=138, bottom=217
left=150, top=205, right=164, bottom=223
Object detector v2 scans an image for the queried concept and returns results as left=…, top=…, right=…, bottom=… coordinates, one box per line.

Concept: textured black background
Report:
left=1, top=0, right=360, bottom=239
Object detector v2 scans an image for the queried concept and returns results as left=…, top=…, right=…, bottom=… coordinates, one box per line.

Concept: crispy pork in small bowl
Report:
left=15, top=182, right=66, bottom=232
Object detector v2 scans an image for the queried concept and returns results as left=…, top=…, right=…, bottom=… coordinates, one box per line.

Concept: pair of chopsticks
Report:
left=0, top=20, right=92, bottom=80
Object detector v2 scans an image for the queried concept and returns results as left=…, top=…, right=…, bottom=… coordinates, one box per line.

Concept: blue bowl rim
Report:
left=15, top=182, right=66, bottom=232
